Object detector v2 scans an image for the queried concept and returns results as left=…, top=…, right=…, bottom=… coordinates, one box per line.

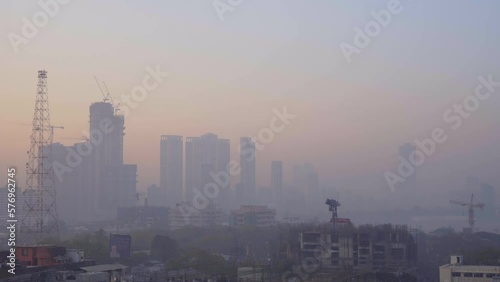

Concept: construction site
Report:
left=276, top=199, right=418, bottom=281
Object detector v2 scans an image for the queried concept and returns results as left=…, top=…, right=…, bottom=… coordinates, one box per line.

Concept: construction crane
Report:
left=94, top=77, right=120, bottom=113
left=94, top=76, right=110, bottom=103
left=326, top=198, right=341, bottom=231
left=450, top=193, right=485, bottom=232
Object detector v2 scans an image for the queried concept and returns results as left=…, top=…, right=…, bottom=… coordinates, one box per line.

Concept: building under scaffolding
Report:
left=298, top=223, right=417, bottom=273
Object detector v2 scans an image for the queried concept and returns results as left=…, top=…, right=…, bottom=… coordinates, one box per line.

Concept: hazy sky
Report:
left=2, top=0, right=500, bottom=198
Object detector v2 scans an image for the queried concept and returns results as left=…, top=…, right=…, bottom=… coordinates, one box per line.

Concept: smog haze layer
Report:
left=2, top=0, right=500, bottom=215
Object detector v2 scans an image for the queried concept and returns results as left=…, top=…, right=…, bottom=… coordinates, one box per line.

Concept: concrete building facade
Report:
left=440, top=256, right=500, bottom=282
left=298, top=224, right=417, bottom=272
left=230, top=205, right=276, bottom=227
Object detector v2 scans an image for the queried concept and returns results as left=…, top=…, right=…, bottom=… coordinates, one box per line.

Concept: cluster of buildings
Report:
left=44, top=99, right=311, bottom=225
left=110, top=204, right=278, bottom=231
left=0, top=245, right=133, bottom=282
left=1, top=96, right=325, bottom=233
left=152, top=132, right=322, bottom=220
left=154, top=134, right=261, bottom=210
left=168, top=204, right=277, bottom=230
left=51, top=101, right=137, bottom=223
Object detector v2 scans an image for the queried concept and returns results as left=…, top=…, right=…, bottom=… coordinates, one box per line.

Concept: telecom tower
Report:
left=21, top=70, right=60, bottom=243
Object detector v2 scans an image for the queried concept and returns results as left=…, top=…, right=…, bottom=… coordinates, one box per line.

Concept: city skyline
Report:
left=2, top=1, right=500, bottom=210
left=3, top=2, right=500, bottom=280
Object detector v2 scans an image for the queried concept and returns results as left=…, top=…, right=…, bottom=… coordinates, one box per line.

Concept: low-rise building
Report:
left=117, top=206, right=169, bottom=228
left=16, top=245, right=85, bottom=267
left=298, top=224, right=417, bottom=272
left=80, top=264, right=127, bottom=282
left=230, top=205, right=276, bottom=227
left=439, top=255, right=500, bottom=282
left=16, top=245, right=67, bottom=267
left=169, top=202, right=225, bottom=229
left=66, top=249, right=85, bottom=263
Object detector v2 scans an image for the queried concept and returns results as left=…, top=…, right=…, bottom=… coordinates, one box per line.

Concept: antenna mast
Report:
left=21, top=70, right=60, bottom=243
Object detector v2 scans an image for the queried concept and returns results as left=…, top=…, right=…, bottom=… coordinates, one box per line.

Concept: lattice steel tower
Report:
left=21, top=70, right=59, bottom=243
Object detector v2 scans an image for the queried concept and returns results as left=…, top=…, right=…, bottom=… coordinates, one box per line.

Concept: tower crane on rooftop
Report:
left=94, top=76, right=120, bottom=113
left=450, top=193, right=485, bottom=232
left=326, top=198, right=341, bottom=230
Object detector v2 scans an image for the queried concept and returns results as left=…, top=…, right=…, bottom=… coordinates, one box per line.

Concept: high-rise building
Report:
left=217, top=139, right=231, bottom=176
left=271, top=161, right=283, bottom=204
left=185, top=133, right=231, bottom=206
left=240, top=137, right=256, bottom=203
left=147, top=184, right=162, bottom=206
left=292, top=163, right=319, bottom=210
left=89, top=102, right=133, bottom=219
left=217, top=139, right=231, bottom=207
left=51, top=101, right=137, bottom=223
left=89, top=102, right=124, bottom=168
left=200, top=163, right=215, bottom=194
left=160, top=135, right=183, bottom=206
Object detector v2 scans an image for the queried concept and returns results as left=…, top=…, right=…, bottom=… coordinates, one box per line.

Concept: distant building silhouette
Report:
left=271, top=161, right=283, bottom=211
left=89, top=102, right=136, bottom=218
left=200, top=162, right=215, bottom=198
left=89, top=102, right=124, bottom=167
left=217, top=138, right=231, bottom=208
left=170, top=202, right=225, bottom=230
left=51, top=102, right=137, bottom=223
left=147, top=184, right=164, bottom=207
left=293, top=163, right=319, bottom=209
left=185, top=133, right=231, bottom=207
left=239, top=137, right=256, bottom=204
left=160, top=135, right=183, bottom=206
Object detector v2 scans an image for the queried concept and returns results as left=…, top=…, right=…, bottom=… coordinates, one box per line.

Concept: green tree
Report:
left=151, top=235, right=179, bottom=262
